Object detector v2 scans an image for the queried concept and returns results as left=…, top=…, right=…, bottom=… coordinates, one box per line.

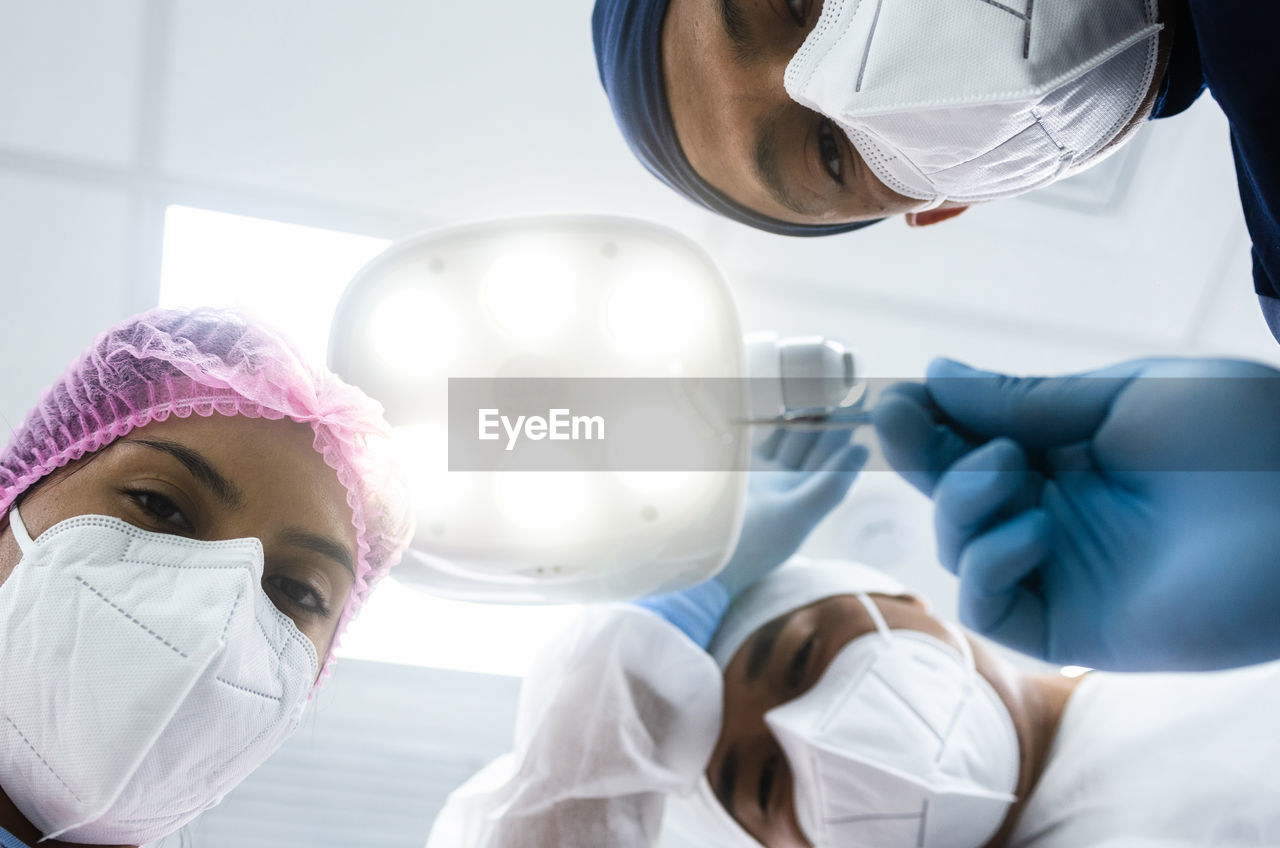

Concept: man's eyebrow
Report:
left=745, top=614, right=789, bottom=682
left=753, top=117, right=823, bottom=219
left=129, top=438, right=245, bottom=510
left=716, top=747, right=740, bottom=812
left=717, top=0, right=754, bottom=60
left=281, top=528, right=357, bottom=580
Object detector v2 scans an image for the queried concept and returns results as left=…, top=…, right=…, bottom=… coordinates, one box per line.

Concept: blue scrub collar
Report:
left=1150, top=0, right=1206, bottom=120
left=0, top=824, right=31, bottom=848
left=591, top=0, right=882, bottom=238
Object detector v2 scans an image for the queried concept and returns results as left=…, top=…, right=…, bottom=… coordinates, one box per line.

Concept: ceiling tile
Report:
left=0, top=1, right=145, bottom=166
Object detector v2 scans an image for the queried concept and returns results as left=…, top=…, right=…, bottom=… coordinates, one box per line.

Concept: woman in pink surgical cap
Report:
left=0, top=308, right=413, bottom=848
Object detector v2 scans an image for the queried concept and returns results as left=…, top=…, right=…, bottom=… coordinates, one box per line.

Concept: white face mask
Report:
left=765, top=595, right=1019, bottom=848
left=0, top=507, right=318, bottom=845
left=784, top=0, right=1163, bottom=207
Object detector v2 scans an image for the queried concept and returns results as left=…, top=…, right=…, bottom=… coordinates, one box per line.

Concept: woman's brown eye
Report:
left=265, top=574, right=332, bottom=618
left=758, top=754, right=779, bottom=813
left=126, top=489, right=194, bottom=533
left=788, top=634, right=816, bottom=690
left=786, top=0, right=809, bottom=26
left=819, top=120, right=844, bottom=184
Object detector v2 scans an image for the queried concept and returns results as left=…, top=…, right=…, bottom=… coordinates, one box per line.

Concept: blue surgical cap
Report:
left=591, top=0, right=882, bottom=237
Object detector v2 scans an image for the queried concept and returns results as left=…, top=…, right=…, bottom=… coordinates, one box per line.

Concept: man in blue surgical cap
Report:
left=591, top=0, right=1277, bottom=340
left=591, top=0, right=1280, bottom=677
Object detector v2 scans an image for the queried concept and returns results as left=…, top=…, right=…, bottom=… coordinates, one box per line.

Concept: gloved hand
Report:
left=635, top=426, right=867, bottom=647
left=873, top=356, right=1280, bottom=672
left=714, top=427, right=869, bottom=598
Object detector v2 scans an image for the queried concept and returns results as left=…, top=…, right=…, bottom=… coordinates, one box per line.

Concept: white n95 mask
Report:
left=0, top=507, right=318, bottom=845
left=785, top=0, right=1162, bottom=206
left=765, top=595, right=1019, bottom=848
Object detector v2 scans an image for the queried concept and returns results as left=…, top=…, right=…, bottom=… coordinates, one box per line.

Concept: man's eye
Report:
left=819, top=120, right=844, bottom=185
left=265, top=574, right=332, bottom=618
left=126, top=490, right=193, bottom=533
left=786, top=0, right=809, bottom=26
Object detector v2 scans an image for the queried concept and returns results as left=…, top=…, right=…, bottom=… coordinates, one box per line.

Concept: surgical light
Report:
left=370, top=287, right=458, bottom=374
left=606, top=264, right=709, bottom=359
left=482, top=241, right=580, bottom=341
left=329, top=215, right=863, bottom=604
left=497, top=469, right=592, bottom=534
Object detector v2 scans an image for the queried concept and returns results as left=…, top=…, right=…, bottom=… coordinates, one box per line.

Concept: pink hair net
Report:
left=0, top=307, right=414, bottom=680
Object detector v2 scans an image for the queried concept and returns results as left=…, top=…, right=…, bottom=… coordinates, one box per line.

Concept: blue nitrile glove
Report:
left=872, top=356, right=1280, bottom=672
left=637, top=427, right=868, bottom=646
left=717, top=427, right=870, bottom=596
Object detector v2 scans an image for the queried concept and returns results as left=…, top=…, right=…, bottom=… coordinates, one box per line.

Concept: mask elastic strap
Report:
left=855, top=593, right=893, bottom=642
left=7, top=507, right=34, bottom=554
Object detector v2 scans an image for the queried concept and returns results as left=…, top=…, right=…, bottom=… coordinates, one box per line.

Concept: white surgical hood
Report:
left=425, top=606, right=722, bottom=848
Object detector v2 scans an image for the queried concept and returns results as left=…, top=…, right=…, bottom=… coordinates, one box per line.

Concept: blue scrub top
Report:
left=1152, top=1, right=1280, bottom=341
left=0, top=825, right=31, bottom=848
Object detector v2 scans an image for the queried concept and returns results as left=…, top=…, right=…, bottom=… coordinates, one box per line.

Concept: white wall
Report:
left=0, top=1, right=1274, bottom=846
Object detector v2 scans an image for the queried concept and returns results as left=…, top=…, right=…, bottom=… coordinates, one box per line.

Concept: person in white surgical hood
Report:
left=0, top=308, right=412, bottom=848
left=425, top=428, right=869, bottom=848
left=676, top=560, right=1280, bottom=848
left=430, top=558, right=1280, bottom=847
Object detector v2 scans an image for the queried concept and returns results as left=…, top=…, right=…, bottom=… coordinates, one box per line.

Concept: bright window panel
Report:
left=159, top=205, right=389, bottom=362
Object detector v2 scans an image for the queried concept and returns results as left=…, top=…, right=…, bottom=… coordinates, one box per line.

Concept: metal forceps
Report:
left=734, top=409, right=876, bottom=431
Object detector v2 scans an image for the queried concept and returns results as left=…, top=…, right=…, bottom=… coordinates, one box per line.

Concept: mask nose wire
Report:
left=939, top=616, right=978, bottom=688
left=932, top=616, right=982, bottom=767
left=7, top=506, right=35, bottom=554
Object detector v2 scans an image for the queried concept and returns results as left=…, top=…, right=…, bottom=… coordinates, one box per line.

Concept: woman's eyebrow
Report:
left=129, top=438, right=245, bottom=510
left=280, top=528, right=356, bottom=580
